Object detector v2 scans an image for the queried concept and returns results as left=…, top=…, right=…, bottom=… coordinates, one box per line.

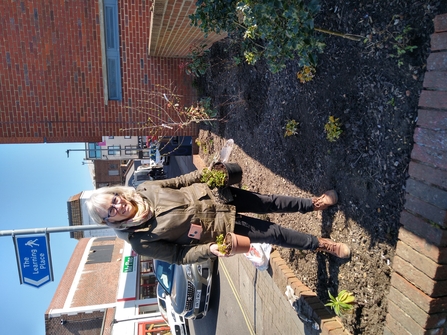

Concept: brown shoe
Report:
left=312, top=190, right=338, bottom=210
left=316, top=238, right=351, bottom=259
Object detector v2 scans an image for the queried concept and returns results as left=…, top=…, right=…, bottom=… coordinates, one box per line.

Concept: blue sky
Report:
left=0, top=143, right=94, bottom=335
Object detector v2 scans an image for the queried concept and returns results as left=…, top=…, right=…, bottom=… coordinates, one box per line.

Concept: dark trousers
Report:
left=228, top=187, right=319, bottom=250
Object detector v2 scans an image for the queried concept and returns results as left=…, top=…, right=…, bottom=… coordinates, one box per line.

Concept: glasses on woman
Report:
left=105, top=193, right=119, bottom=221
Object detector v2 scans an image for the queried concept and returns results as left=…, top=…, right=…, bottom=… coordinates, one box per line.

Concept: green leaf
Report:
left=343, top=295, right=355, bottom=304
left=334, top=305, right=341, bottom=316
left=338, top=302, right=352, bottom=309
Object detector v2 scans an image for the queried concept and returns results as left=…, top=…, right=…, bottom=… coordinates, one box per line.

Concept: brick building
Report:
left=1, top=0, right=225, bottom=144
left=45, top=237, right=165, bottom=335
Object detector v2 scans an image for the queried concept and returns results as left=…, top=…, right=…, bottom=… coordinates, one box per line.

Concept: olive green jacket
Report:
left=123, top=170, right=236, bottom=264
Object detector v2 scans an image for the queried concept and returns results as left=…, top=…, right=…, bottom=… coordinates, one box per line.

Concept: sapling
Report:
left=325, top=290, right=355, bottom=316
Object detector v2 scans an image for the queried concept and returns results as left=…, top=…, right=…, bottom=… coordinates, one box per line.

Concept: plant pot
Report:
left=212, top=162, right=243, bottom=187
left=225, top=232, right=251, bottom=255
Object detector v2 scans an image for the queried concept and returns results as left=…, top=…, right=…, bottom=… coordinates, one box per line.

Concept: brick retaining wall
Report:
left=383, top=13, right=447, bottom=335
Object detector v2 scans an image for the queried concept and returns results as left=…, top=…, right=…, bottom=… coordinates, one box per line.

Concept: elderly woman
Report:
left=86, top=170, right=350, bottom=264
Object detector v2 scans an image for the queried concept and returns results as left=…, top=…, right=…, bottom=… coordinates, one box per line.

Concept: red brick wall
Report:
left=94, top=159, right=122, bottom=187
left=384, top=13, right=447, bottom=335
left=73, top=238, right=124, bottom=306
left=46, top=238, right=90, bottom=310
left=45, top=237, right=124, bottom=334
left=0, top=1, right=200, bottom=144
left=45, top=237, right=124, bottom=312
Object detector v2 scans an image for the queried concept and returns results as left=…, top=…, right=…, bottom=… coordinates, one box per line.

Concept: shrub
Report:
left=190, top=0, right=324, bottom=73
left=185, top=44, right=210, bottom=77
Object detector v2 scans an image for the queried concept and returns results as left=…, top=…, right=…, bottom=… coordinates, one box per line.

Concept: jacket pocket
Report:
left=188, top=183, right=210, bottom=201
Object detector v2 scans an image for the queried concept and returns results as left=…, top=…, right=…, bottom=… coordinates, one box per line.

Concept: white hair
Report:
left=86, top=185, right=150, bottom=229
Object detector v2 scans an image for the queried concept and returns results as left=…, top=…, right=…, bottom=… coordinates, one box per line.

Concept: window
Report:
left=109, top=164, right=118, bottom=169
left=136, top=147, right=149, bottom=158
left=140, top=274, right=157, bottom=299
left=140, top=258, right=154, bottom=273
left=86, top=244, right=114, bottom=264
left=139, top=256, right=156, bottom=299
left=125, top=145, right=138, bottom=155
left=109, top=170, right=119, bottom=176
left=138, top=304, right=159, bottom=315
left=88, top=143, right=102, bottom=158
left=108, top=145, right=121, bottom=155
left=104, top=0, right=122, bottom=100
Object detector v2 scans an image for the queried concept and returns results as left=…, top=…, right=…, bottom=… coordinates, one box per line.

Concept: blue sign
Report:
left=15, top=235, right=53, bottom=288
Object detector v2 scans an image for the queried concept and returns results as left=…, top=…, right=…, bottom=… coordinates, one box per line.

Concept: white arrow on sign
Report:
left=24, top=275, right=50, bottom=287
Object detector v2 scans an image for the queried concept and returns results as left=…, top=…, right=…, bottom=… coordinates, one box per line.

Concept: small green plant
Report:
left=297, top=65, right=316, bottom=83
left=195, top=138, right=208, bottom=154
left=185, top=44, right=210, bottom=77
left=325, top=290, right=355, bottom=316
left=215, top=234, right=230, bottom=254
left=284, top=119, right=299, bottom=137
left=196, top=138, right=214, bottom=154
left=364, top=18, right=417, bottom=68
left=233, top=56, right=242, bottom=66
left=387, top=24, right=417, bottom=67
left=201, top=167, right=227, bottom=189
left=324, top=115, right=343, bottom=142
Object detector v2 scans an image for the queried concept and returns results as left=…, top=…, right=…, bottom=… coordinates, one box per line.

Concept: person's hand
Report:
left=209, top=243, right=233, bottom=257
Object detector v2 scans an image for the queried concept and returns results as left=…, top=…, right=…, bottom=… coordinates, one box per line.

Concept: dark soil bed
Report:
left=194, top=1, right=446, bottom=334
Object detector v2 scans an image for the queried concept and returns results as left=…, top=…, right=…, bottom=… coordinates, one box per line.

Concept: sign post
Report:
left=14, top=234, right=54, bottom=288
left=1, top=224, right=110, bottom=288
